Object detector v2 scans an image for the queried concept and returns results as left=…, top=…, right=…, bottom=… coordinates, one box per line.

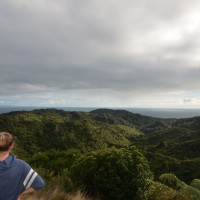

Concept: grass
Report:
left=24, top=189, right=92, bottom=200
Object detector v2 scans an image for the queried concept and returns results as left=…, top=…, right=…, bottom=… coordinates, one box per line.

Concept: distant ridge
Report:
left=89, top=108, right=173, bottom=134
left=90, top=108, right=166, bottom=119
left=90, top=108, right=140, bottom=115
left=1, top=106, right=200, bottom=118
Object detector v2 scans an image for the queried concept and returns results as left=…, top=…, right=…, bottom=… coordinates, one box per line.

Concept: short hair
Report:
left=0, top=132, right=13, bottom=151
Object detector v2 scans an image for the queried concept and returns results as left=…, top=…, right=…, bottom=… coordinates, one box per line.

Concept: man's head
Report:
left=0, top=132, right=14, bottom=152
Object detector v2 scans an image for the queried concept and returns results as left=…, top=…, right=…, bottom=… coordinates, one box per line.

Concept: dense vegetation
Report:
left=0, top=108, right=200, bottom=199
left=70, top=147, right=153, bottom=200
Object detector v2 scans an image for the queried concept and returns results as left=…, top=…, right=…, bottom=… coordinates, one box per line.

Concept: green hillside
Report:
left=90, top=109, right=200, bottom=183
left=0, top=109, right=142, bottom=157
left=90, top=108, right=175, bottom=133
left=1, top=108, right=200, bottom=199
left=131, top=127, right=200, bottom=183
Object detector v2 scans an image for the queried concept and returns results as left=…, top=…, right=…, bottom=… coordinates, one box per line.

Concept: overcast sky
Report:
left=1, top=0, right=200, bottom=108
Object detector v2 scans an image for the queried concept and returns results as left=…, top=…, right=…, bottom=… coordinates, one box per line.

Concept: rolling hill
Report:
left=0, top=108, right=200, bottom=184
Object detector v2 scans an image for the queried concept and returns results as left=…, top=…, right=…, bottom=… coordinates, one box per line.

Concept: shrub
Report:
left=145, top=181, right=191, bottom=200
left=70, top=147, right=153, bottom=200
left=159, top=174, right=186, bottom=190
left=179, top=185, right=200, bottom=200
left=159, top=174, right=200, bottom=200
left=145, top=181, right=176, bottom=200
left=190, top=179, right=200, bottom=191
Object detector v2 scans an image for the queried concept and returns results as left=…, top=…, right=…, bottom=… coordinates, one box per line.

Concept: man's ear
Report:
left=9, top=143, right=14, bottom=151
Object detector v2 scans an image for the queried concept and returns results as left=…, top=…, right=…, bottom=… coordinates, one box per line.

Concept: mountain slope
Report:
left=90, top=108, right=175, bottom=133
left=0, top=109, right=142, bottom=156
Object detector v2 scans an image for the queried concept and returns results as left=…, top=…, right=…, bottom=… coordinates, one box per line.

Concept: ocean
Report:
left=0, top=106, right=200, bottom=119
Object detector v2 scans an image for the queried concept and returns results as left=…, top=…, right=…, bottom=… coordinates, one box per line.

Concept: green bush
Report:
left=145, top=181, right=190, bottom=200
left=159, top=174, right=200, bottom=200
left=159, top=174, right=186, bottom=190
left=190, top=179, right=200, bottom=191
left=28, top=149, right=82, bottom=175
left=69, top=147, right=153, bottom=200
left=179, top=185, right=200, bottom=200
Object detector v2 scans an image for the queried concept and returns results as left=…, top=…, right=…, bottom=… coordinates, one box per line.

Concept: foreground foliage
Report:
left=70, top=147, right=153, bottom=200
left=158, top=174, right=200, bottom=200
left=145, top=181, right=190, bottom=200
left=24, top=188, right=91, bottom=200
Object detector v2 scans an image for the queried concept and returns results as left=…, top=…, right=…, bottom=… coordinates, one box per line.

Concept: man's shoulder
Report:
left=14, top=157, right=31, bottom=169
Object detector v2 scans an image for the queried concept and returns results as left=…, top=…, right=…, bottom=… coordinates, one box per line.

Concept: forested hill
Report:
left=90, top=108, right=200, bottom=132
left=90, top=108, right=200, bottom=183
left=0, top=108, right=200, bottom=185
left=90, top=108, right=175, bottom=133
left=0, top=108, right=142, bottom=156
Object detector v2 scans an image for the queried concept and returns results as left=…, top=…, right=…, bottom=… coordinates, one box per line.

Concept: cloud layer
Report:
left=1, top=0, right=200, bottom=107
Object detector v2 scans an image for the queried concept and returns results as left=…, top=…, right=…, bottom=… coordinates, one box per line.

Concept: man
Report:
left=0, top=132, right=45, bottom=200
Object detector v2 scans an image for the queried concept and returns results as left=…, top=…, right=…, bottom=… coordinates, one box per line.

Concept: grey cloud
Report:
left=1, top=57, right=199, bottom=96
left=1, top=0, right=200, bottom=101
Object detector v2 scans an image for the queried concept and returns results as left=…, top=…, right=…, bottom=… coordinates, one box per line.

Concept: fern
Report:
left=179, top=185, right=200, bottom=200
left=159, top=174, right=186, bottom=190
left=190, top=179, right=200, bottom=191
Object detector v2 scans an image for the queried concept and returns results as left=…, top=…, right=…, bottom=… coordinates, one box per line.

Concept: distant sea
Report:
left=1, top=106, right=200, bottom=119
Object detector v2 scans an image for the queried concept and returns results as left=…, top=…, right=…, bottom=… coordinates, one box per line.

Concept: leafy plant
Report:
left=144, top=181, right=191, bottom=200
left=190, top=179, right=200, bottom=191
left=70, top=147, right=153, bottom=200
